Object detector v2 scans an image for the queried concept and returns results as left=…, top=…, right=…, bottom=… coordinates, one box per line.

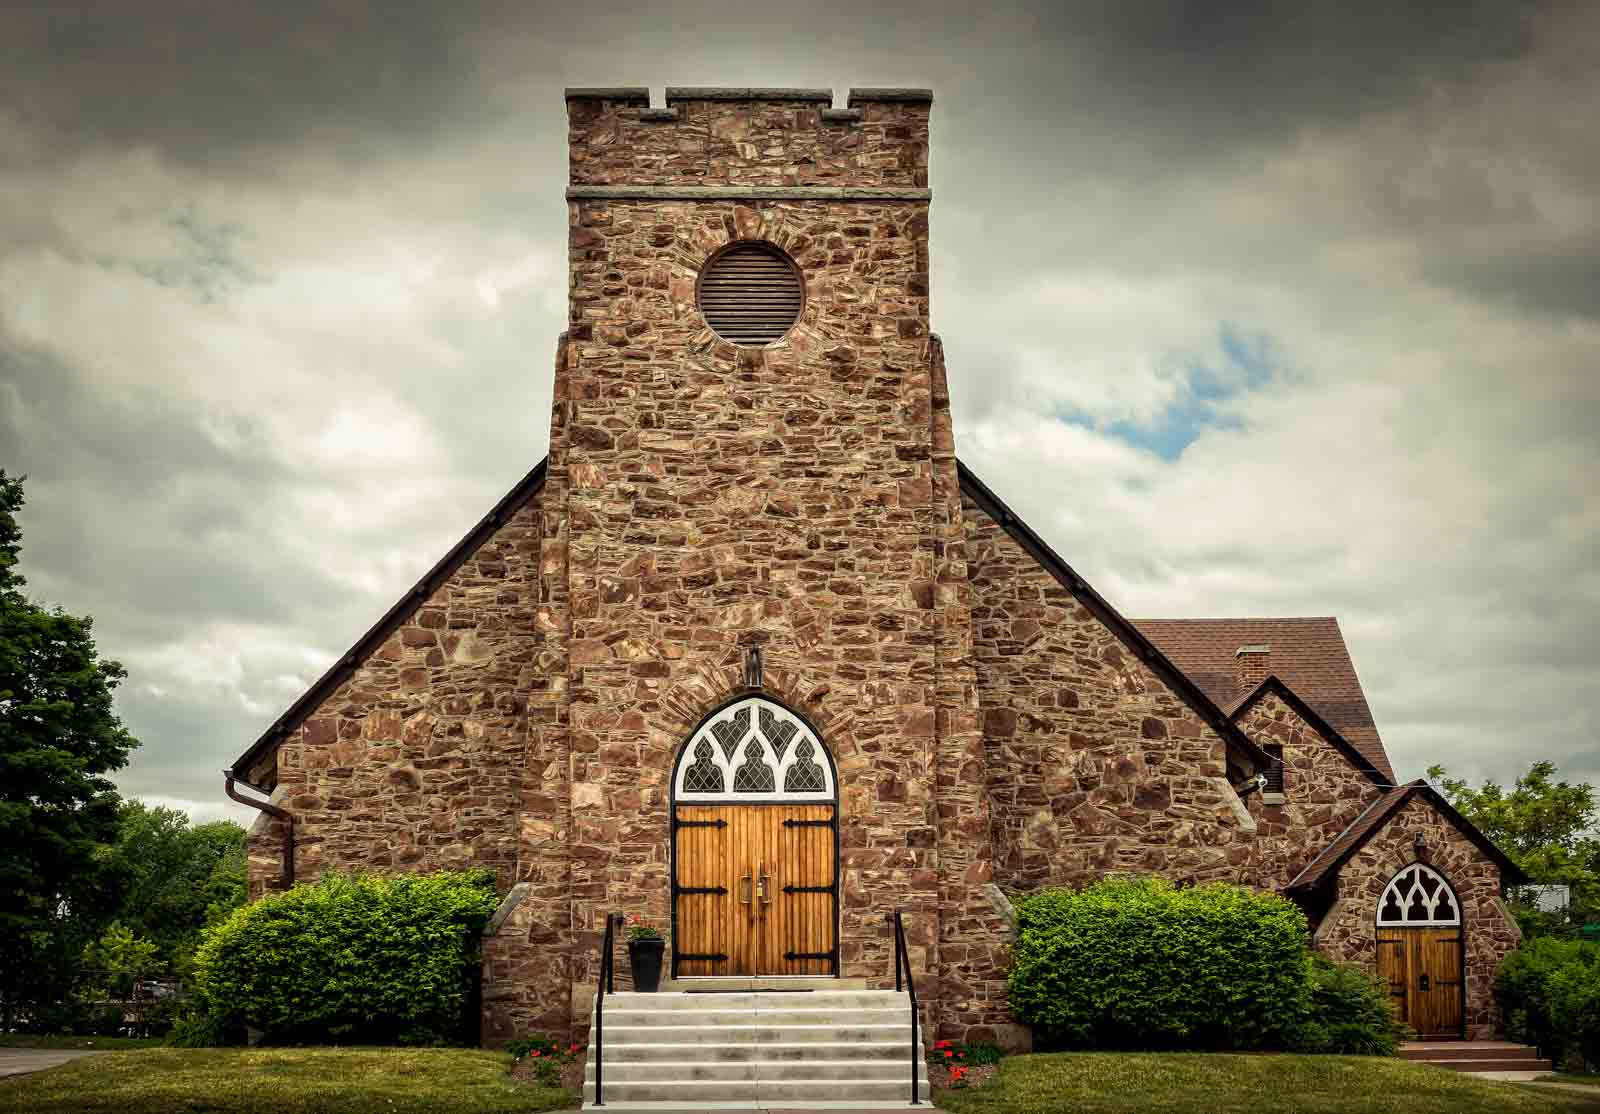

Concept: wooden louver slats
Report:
left=698, top=243, right=803, bottom=345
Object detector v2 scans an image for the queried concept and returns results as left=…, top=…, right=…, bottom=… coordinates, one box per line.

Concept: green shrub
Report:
left=508, top=1033, right=582, bottom=1087
left=963, top=1040, right=1004, bottom=1065
left=1009, top=877, right=1311, bottom=1050
left=1549, top=960, right=1600, bottom=1071
left=192, top=870, right=499, bottom=1045
left=1497, top=936, right=1600, bottom=1066
left=1293, top=955, right=1408, bottom=1055
left=167, top=1009, right=240, bottom=1048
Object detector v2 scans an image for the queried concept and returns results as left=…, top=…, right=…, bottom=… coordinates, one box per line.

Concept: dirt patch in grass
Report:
left=0, top=1046, right=578, bottom=1114
left=932, top=1052, right=1600, bottom=1114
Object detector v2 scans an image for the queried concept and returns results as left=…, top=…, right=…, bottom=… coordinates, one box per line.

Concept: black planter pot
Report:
left=628, top=938, right=665, bottom=992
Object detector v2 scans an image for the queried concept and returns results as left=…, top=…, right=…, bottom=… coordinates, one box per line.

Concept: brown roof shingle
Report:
left=1131, top=617, right=1397, bottom=784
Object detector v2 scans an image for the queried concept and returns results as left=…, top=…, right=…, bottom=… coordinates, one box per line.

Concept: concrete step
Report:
left=1420, top=1057, right=1555, bottom=1073
left=599, top=1023, right=915, bottom=1045
left=593, top=1040, right=911, bottom=1063
left=586, top=1059, right=917, bottom=1084
left=582, top=1078, right=931, bottom=1104
left=599, top=990, right=911, bottom=1011
left=602, top=1007, right=910, bottom=1028
left=659, top=976, right=871, bottom=992
left=1400, top=1041, right=1537, bottom=1061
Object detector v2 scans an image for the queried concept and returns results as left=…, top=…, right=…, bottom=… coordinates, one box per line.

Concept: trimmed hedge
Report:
left=192, top=870, right=499, bottom=1045
left=1293, top=954, right=1409, bottom=1055
left=1009, top=877, right=1312, bottom=1050
left=1498, top=936, right=1600, bottom=1070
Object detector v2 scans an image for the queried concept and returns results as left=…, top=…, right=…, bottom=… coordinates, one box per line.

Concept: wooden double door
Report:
left=672, top=803, right=838, bottom=978
left=1377, top=927, right=1464, bottom=1037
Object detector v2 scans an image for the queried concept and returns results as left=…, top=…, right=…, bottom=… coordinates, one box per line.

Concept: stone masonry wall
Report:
left=251, top=488, right=545, bottom=897
left=560, top=187, right=942, bottom=997
left=964, top=502, right=1254, bottom=891
left=1235, top=691, right=1385, bottom=890
left=1314, top=795, right=1520, bottom=1039
left=552, top=89, right=1014, bottom=1039
left=568, top=93, right=928, bottom=188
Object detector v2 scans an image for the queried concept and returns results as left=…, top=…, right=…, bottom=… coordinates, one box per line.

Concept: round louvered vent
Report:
left=697, top=243, right=804, bottom=346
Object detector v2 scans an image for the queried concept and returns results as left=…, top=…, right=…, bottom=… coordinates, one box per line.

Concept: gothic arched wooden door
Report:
left=670, top=697, right=838, bottom=978
left=1374, top=862, right=1465, bottom=1037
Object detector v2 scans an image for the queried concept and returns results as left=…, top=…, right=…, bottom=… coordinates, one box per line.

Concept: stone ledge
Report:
left=847, top=87, right=934, bottom=105
left=566, top=185, right=932, bottom=201
left=563, top=87, right=650, bottom=103
left=821, top=108, right=864, bottom=124
left=484, top=881, right=530, bottom=936
left=640, top=107, right=680, bottom=122
left=666, top=86, right=832, bottom=103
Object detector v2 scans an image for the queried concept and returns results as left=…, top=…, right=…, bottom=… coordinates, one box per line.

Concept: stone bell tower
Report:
left=485, top=86, right=1012, bottom=1045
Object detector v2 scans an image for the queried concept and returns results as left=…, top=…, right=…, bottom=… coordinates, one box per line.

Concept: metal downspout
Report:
left=223, top=771, right=295, bottom=888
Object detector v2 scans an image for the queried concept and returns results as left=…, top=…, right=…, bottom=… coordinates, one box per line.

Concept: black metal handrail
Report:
left=892, top=911, right=922, bottom=1105
left=592, top=912, right=620, bottom=1106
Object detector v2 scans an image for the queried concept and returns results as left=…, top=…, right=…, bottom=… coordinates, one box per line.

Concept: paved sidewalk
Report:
left=0, top=1048, right=101, bottom=1079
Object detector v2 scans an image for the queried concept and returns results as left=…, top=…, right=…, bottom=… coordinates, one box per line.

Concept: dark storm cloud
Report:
left=1, top=0, right=1592, bottom=820
left=1, top=0, right=532, bottom=170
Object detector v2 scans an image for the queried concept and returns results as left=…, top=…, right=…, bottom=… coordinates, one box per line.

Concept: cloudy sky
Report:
left=2, top=1, right=1595, bottom=824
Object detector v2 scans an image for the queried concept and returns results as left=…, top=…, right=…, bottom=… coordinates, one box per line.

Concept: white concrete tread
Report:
left=583, top=989, right=928, bottom=1109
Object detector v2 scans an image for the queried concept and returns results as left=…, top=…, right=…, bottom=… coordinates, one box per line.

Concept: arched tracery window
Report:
left=672, top=697, right=834, bottom=802
left=1376, top=862, right=1460, bottom=926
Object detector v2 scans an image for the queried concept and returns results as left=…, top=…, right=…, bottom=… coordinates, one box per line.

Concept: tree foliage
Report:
left=0, top=471, right=140, bottom=1020
left=1430, top=760, right=1599, bottom=933
left=107, top=801, right=246, bottom=976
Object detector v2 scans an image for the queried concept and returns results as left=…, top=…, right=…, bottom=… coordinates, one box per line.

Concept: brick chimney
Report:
left=1235, top=644, right=1270, bottom=694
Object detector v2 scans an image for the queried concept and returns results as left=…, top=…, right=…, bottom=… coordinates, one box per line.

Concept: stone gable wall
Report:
left=1235, top=691, right=1386, bottom=890
left=245, top=488, right=546, bottom=902
left=963, top=503, right=1252, bottom=891
left=568, top=96, right=928, bottom=188
left=1313, top=795, right=1519, bottom=1039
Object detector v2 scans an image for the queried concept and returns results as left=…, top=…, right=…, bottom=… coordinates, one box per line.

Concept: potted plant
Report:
left=625, top=916, right=665, bottom=993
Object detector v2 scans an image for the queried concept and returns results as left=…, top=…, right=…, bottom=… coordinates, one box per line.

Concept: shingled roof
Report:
left=1131, top=617, right=1397, bottom=785
left=1285, top=780, right=1528, bottom=891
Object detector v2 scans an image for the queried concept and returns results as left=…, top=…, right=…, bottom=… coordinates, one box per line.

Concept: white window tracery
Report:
left=673, top=698, right=834, bottom=802
left=1376, top=862, right=1461, bottom=927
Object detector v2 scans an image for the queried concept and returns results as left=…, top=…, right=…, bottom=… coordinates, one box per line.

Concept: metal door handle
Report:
left=757, top=861, right=770, bottom=906
left=739, top=870, right=752, bottom=905
left=1418, top=974, right=1430, bottom=992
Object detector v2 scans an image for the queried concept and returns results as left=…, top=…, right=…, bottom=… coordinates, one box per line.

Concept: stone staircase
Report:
left=582, top=988, right=929, bottom=1110
left=1400, top=1040, right=1554, bottom=1074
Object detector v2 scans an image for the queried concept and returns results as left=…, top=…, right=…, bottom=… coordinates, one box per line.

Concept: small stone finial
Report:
left=743, top=643, right=764, bottom=690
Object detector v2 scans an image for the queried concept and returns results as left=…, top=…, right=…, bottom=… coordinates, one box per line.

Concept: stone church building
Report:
left=226, top=87, right=1525, bottom=1049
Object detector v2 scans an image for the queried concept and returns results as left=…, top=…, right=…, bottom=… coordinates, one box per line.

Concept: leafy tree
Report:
left=0, top=471, right=140, bottom=1027
left=106, top=802, right=246, bottom=977
left=82, top=921, right=161, bottom=1034
left=1429, top=760, right=1599, bottom=935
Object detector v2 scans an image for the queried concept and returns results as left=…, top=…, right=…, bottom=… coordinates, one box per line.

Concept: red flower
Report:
left=530, top=1050, right=541, bottom=1058
left=944, top=1050, right=954, bottom=1059
left=934, top=1040, right=951, bottom=1049
left=569, top=1043, right=580, bottom=1053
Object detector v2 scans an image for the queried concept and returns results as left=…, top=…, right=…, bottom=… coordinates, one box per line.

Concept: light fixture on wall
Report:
left=1414, top=831, right=1428, bottom=856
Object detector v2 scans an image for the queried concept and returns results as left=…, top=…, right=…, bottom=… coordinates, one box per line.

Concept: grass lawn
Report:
left=932, top=1052, right=1600, bottom=1113
left=0, top=1035, right=165, bottom=1051
left=0, top=1047, right=576, bottom=1114
left=1541, top=1075, right=1600, bottom=1087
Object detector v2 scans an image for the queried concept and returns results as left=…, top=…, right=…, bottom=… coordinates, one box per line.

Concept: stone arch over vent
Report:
left=671, top=695, right=837, bottom=803
left=1377, top=861, right=1462, bottom=927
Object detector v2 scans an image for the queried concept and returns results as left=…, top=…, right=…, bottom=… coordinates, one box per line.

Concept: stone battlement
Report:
left=565, top=86, right=932, bottom=190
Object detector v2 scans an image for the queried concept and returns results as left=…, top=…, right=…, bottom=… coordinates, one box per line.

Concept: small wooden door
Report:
left=673, top=803, right=837, bottom=977
left=1376, top=927, right=1464, bottom=1036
